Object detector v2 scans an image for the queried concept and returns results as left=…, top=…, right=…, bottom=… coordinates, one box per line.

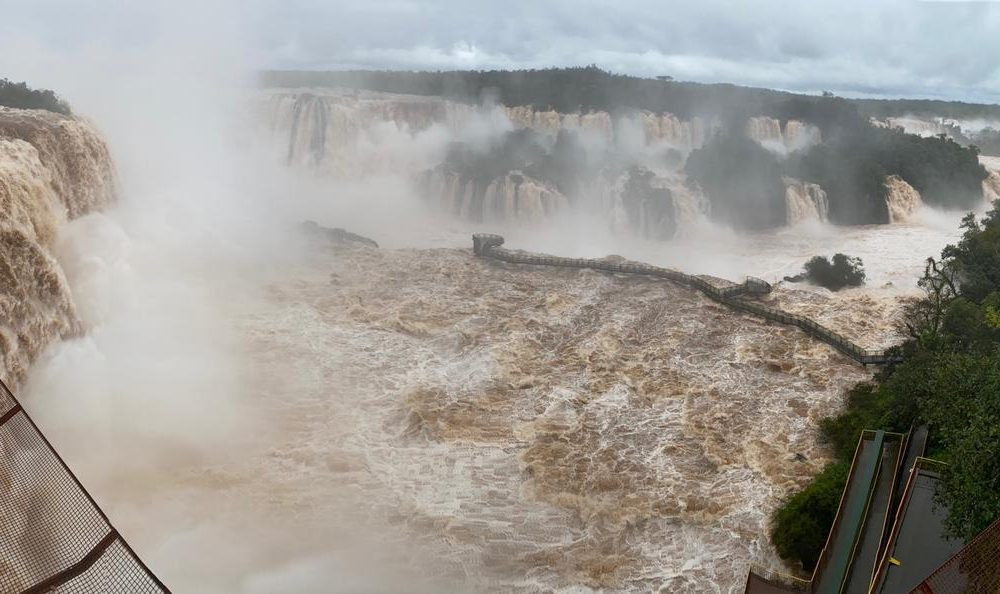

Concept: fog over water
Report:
left=1, top=2, right=998, bottom=593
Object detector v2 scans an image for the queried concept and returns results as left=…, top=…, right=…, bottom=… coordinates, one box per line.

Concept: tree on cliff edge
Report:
left=0, top=79, right=70, bottom=114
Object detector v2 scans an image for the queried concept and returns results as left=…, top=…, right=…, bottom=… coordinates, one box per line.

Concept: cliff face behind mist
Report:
left=260, top=69, right=993, bottom=237
left=0, top=107, right=116, bottom=387
left=260, top=88, right=838, bottom=236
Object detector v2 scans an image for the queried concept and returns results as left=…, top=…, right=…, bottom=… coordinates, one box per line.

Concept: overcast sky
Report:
left=4, top=0, right=1000, bottom=103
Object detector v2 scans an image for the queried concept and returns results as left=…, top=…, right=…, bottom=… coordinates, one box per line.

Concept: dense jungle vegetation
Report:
left=772, top=206, right=1000, bottom=570
left=262, top=67, right=1000, bottom=123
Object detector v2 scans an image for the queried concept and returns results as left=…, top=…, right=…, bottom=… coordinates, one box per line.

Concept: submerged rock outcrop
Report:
left=0, top=107, right=116, bottom=387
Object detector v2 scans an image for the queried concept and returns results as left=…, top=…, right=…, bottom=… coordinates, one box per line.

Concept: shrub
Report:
left=771, top=462, right=850, bottom=571
left=800, top=254, right=865, bottom=290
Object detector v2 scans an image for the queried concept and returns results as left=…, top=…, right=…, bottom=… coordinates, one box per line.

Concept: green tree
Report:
left=917, top=351, right=1000, bottom=539
left=799, top=253, right=865, bottom=290
left=771, top=463, right=850, bottom=570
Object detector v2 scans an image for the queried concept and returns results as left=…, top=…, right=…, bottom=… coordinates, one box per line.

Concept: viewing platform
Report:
left=472, top=234, right=901, bottom=366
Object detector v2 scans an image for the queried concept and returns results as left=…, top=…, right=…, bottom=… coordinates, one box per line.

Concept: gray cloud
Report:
left=3, top=0, right=1000, bottom=102
left=251, top=0, right=1000, bottom=101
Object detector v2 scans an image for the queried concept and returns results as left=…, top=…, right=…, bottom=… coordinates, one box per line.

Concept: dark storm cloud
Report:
left=3, top=0, right=1000, bottom=102
left=251, top=0, right=1000, bottom=101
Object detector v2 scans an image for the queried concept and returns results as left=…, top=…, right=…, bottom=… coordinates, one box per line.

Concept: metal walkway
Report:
left=473, top=234, right=903, bottom=366
left=871, top=460, right=964, bottom=594
left=0, top=378, right=169, bottom=593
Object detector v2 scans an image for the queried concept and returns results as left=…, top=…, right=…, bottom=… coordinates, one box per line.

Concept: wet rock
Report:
left=300, top=220, right=379, bottom=248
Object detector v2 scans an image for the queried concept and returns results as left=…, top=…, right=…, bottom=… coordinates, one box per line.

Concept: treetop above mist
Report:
left=260, top=67, right=1000, bottom=124
left=261, top=67, right=864, bottom=126
left=0, top=79, right=70, bottom=115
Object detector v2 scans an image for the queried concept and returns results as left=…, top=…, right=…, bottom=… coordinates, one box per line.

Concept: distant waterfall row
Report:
left=260, top=89, right=932, bottom=237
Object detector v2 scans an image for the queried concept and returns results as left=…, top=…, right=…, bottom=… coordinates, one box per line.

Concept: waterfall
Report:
left=783, top=177, right=829, bottom=224
left=259, top=89, right=478, bottom=177
left=0, top=107, right=117, bottom=386
left=419, top=167, right=569, bottom=224
left=481, top=172, right=569, bottom=224
left=505, top=106, right=712, bottom=152
left=668, top=180, right=710, bottom=234
left=746, top=117, right=821, bottom=155
left=983, top=171, right=1000, bottom=203
left=882, top=117, right=947, bottom=138
left=598, top=167, right=706, bottom=239
left=884, top=175, right=923, bottom=223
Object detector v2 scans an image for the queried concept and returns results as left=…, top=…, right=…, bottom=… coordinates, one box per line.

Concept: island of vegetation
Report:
left=784, top=254, right=866, bottom=291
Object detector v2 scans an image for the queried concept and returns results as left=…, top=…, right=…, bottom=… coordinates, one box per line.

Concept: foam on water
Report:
left=88, top=240, right=873, bottom=592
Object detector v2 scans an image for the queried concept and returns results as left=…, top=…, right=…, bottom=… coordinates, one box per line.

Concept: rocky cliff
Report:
left=0, top=107, right=116, bottom=387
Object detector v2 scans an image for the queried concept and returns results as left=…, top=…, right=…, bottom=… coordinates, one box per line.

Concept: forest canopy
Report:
left=0, top=79, right=70, bottom=115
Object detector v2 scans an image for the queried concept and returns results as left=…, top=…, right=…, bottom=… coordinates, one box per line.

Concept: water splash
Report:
left=884, top=175, right=922, bottom=224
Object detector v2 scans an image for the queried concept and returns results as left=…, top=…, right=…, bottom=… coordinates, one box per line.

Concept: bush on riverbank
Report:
left=771, top=462, right=850, bottom=571
left=785, top=254, right=865, bottom=291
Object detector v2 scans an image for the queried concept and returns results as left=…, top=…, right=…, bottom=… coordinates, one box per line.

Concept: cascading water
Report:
left=8, top=84, right=992, bottom=593
left=0, top=107, right=116, bottom=387
left=260, top=89, right=716, bottom=178
left=746, top=117, right=822, bottom=155
left=417, top=168, right=571, bottom=224
left=884, top=175, right=923, bottom=223
left=259, top=89, right=479, bottom=177
left=599, top=167, right=709, bottom=239
left=979, top=156, right=1000, bottom=203
left=481, top=172, right=570, bottom=224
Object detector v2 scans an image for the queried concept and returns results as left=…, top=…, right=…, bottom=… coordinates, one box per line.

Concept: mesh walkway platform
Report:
left=0, top=378, right=169, bottom=593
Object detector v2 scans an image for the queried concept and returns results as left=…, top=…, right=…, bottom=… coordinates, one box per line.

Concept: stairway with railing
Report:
left=473, top=234, right=903, bottom=366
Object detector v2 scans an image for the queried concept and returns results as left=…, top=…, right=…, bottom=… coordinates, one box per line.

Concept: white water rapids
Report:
left=21, top=210, right=979, bottom=593
left=6, top=91, right=995, bottom=592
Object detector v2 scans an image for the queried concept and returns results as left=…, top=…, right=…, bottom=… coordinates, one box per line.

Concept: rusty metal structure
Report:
left=909, top=517, right=1000, bottom=594
left=0, top=377, right=169, bottom=593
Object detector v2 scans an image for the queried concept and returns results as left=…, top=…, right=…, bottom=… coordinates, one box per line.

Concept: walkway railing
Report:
left=472, top=234, right=903, bottom=366
left=0, top=377, right=169, bottom=593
